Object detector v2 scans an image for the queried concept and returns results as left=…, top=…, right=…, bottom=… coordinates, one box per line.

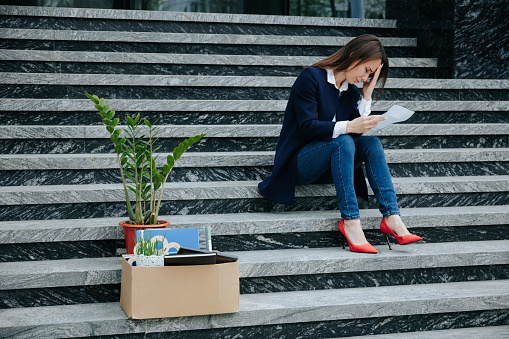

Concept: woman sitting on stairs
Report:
left=258, top=34, right=422, bottom=254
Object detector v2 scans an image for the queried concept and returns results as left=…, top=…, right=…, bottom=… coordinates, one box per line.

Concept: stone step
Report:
left=1, top=240, right=507, bottom=291
left=1, top=98, right=506, bottom=112
left=1, top=149, right=508, bottom=186
left=1, top=107, right=506, bottom=127
left=0, top=61, right=435, bottom=79
left=2, top=73, right=508, bottom=89
left=2, top=242, right=508, bottom=305
left=1, top=176, right=507, bottom=207
left=2, top=148, right=507, bottom=170
left=0, top=176, right=508, bottom=222
left=0, top=49, right=437, bottom=68
left=4, top=85, right=508, bottom=102
left=0, top=29, right=417, bottom=47
left=0, top=40, right=412, bottom=59
left=3, top=211, right=509, bottom=261
left=2, top=162, right=506, bottom=186
left=2, top=74, right=507, bottom=102
left=1, top=206, right=507, bottom=244
left=0, top=280, right=507, bottom=338
left=0, top=5, right=397, bottom=29
left=341, top=326, right=509, bottom=339
left=1, top=124, right=507, bottom=142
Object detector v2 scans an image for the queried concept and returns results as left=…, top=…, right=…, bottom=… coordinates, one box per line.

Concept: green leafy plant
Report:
left=135, top=232, right=164, bottom=256
left=86, top=94, right=205, bottom=225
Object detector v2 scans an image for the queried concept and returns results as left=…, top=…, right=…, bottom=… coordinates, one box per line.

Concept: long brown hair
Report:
left=310, top=34, right=389, bottom=101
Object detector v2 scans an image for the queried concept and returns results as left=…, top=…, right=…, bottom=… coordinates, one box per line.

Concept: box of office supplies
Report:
left=120, top=255, right=239, bottom=319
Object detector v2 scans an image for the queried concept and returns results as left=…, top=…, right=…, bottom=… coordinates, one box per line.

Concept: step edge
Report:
left=0, top=240, right=508, bottom=289
left=0, top=206, right=508, bottom=243
left=0, top=5, right=398, bottom=28
left=0, top=280, right=507, bottom=337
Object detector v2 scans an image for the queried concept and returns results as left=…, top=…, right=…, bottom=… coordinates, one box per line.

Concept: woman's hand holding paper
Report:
left=346, top=115, right=386, bottom=133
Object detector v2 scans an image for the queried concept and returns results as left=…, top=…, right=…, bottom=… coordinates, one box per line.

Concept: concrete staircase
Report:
left=0, top=5, right=508, bottom=338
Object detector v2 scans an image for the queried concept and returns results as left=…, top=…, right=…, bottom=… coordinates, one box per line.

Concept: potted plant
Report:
left=134, top=232, right=165, bottom=267
left=86, top=94, right=205, bottom=254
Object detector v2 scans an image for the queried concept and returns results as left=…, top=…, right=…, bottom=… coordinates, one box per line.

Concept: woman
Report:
left=258, top=34, right=422, bottom=254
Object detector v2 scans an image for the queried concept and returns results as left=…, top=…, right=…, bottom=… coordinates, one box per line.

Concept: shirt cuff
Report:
left=358, top=98, right=372, bottom=117
left=332, top=121, right=348, bottom=138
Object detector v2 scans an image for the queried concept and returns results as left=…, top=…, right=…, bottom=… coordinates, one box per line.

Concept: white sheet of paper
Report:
left=371, top=105, right=414, bottom=130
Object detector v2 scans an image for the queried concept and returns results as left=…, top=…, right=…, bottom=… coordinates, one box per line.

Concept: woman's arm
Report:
left=347, top=64, right=386, bottom=133
left=290, top=68, right=336, bottom=142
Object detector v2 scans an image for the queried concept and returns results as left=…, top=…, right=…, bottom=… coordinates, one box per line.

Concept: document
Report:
left=371, top=105, right=414, bottom=130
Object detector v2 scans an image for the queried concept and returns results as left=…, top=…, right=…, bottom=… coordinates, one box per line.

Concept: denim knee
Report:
left=331, top=134, right=355, bottom=153
left=357, top=136, right=384, bottom=154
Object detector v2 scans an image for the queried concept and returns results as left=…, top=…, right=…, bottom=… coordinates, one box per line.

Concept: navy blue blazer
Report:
left=258, top=67, right=368, bottom=204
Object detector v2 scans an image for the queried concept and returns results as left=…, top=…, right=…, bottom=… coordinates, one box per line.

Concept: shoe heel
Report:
left=383, top=232, right=392, bottom=250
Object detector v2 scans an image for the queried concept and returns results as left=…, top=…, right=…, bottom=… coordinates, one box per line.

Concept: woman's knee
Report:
left=331, top=134, right=355, bottom=152
left=357, top=136, right=384, bottom=153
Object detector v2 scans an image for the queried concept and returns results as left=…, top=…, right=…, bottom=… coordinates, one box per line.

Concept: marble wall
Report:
left=453, top=0, right=509, bottom=79
left=387, top=0, right=509, bottom=79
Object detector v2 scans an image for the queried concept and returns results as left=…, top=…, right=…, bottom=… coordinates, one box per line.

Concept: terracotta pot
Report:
left=119, top=220, right=170, bottom=254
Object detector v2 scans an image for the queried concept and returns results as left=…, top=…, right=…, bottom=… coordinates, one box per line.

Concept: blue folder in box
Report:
left=136, top=227, right=211, bottom=254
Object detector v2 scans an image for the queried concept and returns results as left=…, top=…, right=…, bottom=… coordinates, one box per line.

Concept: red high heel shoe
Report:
left=338, top=220, right=378, bottom=254
left=380, top=219, right=422, bottom=250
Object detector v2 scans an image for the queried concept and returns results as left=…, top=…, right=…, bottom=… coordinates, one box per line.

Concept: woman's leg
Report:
left=296, top=134, right=360, bottom=220
left=354, top=136, right=399, bottom=217
left=296, top=135, right=369, bottom=245
left=354, top=136, right=411, bottom=236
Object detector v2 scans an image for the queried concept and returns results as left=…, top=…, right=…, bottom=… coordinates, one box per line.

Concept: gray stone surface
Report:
left=0, top=73, right=297, bottom=87
left=0, top=5, right=397, bottom=27
left=0, top=205, right=507, bottom=243
left=0, top=257, right=121, bottom=290
left=0, top=176, right=508, bottom=206
left=384, top=78, right=509, bottom=89
left=0, top=50, right=438, bottom=68
left=0, top=28, right=416, bottom=47
left=366, top=123, right=509, bottom=136
left=0, top=280, right=507, bottom=338
left=236, top=240, right=509, bottom=278
left=1, top=124, right=508, bottom=139
left=2, top=148, right=507, bottom=170
left=341, top=326, right=509, bottom=339
left=0, top=240, right=507, bottom=289
left=0, top=98, right=506, bottom=112
left=0, top=152, right=276, bottom=170
left=3, top=73, right=508, bottom=89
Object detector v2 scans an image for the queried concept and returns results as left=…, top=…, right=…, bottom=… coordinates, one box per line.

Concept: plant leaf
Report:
left=133, top=113, right=141, bottom=125
left=167, top=155, right=174, bottom=167
left=153, top=181, right=161, bottom=191
left=85, top=93, right=100, bottom=104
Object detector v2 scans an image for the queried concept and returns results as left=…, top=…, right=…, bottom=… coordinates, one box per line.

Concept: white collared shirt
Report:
left=326, top=69, right=371, bottom=137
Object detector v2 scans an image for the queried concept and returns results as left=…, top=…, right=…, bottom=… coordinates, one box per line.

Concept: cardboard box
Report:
left=120, top=255, right=240, bottom=319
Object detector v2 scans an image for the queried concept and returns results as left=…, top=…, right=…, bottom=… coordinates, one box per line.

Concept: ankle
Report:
left=344, top=219, right=361, bottom=229
left=342, top=219, right=368, bottom=245
left=383, top=215, right=410, bottom=236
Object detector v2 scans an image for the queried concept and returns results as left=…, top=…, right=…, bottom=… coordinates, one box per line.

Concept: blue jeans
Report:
left=296, top=135, right=400, bottom=220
